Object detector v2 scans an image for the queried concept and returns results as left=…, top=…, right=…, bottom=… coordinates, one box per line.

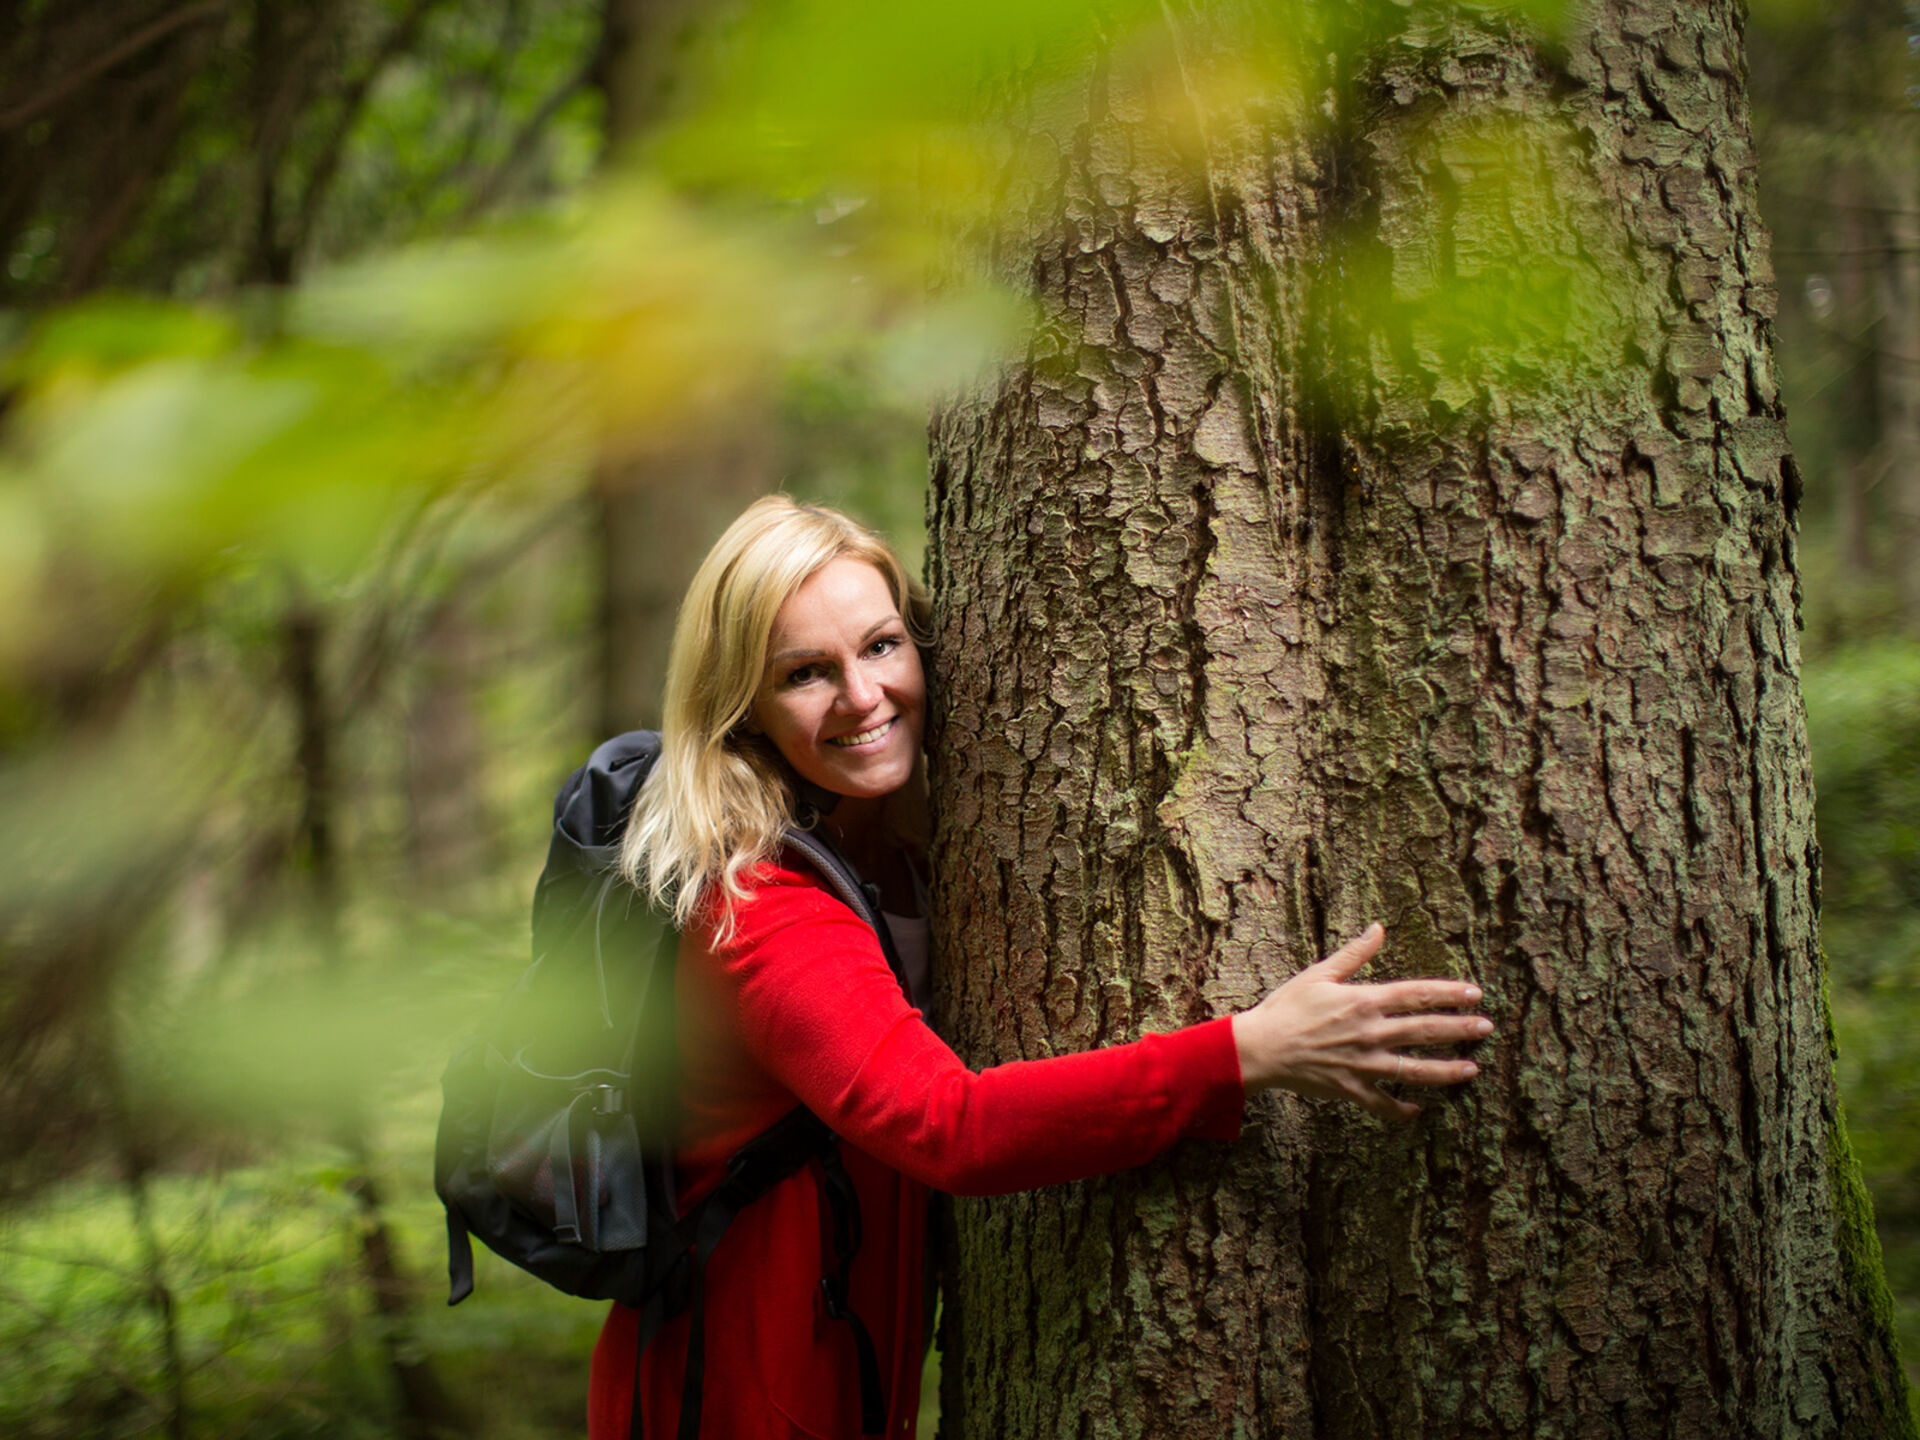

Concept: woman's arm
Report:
left=709, top=872, right=1487, bottom=1193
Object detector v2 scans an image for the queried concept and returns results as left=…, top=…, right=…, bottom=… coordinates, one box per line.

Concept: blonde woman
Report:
left=589, top=496, right=1490, bottom=1439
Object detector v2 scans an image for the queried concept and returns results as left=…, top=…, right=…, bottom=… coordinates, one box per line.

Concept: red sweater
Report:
left=587, top=855, right=1246, bottom=1440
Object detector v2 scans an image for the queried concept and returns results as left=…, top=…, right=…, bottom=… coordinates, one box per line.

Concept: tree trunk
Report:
left=926, top=3, right=1913, bottom=1437
left=406, top=592, right=492, bottom=895
left=1832, top=160, right=1878, bottom=585
left=284, top=605, right=463, bottom=1440
left=594, top=428, right=775, bottom=735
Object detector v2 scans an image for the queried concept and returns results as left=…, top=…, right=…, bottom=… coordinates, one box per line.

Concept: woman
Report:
left=589, top=497, right=1490, bottom=1439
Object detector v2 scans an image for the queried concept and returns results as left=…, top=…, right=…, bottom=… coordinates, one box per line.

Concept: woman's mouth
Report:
left=828, top=718, right=894, bottom=748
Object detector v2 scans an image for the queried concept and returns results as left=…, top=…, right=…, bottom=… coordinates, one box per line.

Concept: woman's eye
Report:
left=784, top=665, right=822, bottom=686
left=868, top=635, right=902, bottom=658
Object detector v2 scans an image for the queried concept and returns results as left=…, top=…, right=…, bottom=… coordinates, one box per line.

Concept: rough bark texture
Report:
left=926, top=3, right=1913, bottom=1436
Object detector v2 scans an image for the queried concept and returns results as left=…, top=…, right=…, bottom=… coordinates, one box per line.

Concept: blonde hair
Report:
left=618, top=496, right=930, bottom=933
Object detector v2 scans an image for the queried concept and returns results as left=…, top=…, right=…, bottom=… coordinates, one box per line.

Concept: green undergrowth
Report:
left=0, top=1129, right=945, bottom=1439
left=0, top=1147, right=598, bottom=1440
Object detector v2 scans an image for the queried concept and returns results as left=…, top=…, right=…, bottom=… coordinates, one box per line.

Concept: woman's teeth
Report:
left=830, top=719, right=892, bottom=747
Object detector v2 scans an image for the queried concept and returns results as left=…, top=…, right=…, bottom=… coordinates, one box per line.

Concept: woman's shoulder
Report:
left=694, top=847, right=862, bottom=948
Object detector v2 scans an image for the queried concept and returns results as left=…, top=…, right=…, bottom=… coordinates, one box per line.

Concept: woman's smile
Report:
left=829, top=718, right=897, bottom=748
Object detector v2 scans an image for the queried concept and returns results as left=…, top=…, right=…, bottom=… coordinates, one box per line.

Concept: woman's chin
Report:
left=811, top=755, right=913, bottom=804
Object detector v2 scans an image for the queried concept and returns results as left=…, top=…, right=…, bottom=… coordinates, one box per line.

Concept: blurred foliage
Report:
left=1314, top=109, right=1642, bottom=432
left=1804, top=640, right=1920, bottom=1395
left=0, top=0, right=1914, bottom=1433
left=0, top=0, right=604, bottom=302
left=1750, top=0, right=1920, bottom=1402
left=0, top=1156, right=602, bottom=1440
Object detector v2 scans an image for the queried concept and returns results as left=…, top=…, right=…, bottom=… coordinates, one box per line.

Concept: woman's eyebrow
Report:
left=767, top=618, right=901, bottom=667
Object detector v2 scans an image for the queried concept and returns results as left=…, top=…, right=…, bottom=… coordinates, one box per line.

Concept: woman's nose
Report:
left=838, top=666, right=881, bottom=713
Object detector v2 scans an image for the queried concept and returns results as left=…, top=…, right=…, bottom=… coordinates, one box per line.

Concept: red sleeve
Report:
left=702, top=865, right=1246, bottom=1197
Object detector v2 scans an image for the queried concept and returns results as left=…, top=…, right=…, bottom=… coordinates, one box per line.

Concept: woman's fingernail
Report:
left=1463, top=985, right=1482, bottom=1003
left=1475, top=1018, right=1493, bottom=1035
left=1464, top=1062, right=1480, bottom=1077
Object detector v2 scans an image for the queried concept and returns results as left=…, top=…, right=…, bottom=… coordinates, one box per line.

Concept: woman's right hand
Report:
left=1231, top=923, right=1490, bottom=1121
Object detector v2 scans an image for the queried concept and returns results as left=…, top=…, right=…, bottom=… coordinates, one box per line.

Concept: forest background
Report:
left=0, top=1, right=1916, bottom=1436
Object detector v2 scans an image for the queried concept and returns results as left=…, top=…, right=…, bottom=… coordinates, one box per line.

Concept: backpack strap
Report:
left=445, top=1208, right=475, bottom=1306
left=625, top=824, right=905, bottom=1439
left=626, top=1107, right=885, bottom=1440
left=782, top=827, right=910, bottom=993
left=815, top=1142, right=887, bottom=1435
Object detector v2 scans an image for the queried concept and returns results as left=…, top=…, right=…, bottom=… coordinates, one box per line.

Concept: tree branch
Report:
left=58, top=77, right=198, bottom=297
left=287, top=0, right=443, bottom=263
left=0, top=0, right=232, bottom=133
left=457, top=50, right=598, bottom=222
left=0, top=1277, right=168, bottom=1413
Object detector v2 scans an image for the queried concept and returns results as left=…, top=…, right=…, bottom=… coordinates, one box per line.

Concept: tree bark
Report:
left=927, top=3, right=1913, bottom=1437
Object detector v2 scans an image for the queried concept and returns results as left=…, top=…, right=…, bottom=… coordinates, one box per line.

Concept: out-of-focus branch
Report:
left=0, top=1278, right=166, bottom=1412
left=457, top=49, right=599, bottom=222
left=288, top=0, right=445, bottom=261
left=0, top=0, right=232, bottom=132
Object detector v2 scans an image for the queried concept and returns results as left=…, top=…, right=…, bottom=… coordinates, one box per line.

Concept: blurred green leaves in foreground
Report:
left=0, top=181, right=1020, bottom=681
left=11, top=0, right=1917, bottom=1432
left=0, top=0, right=1652, bottom=711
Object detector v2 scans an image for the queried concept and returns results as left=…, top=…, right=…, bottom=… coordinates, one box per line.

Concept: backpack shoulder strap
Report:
left=779, top=826, right=910, bottom=995
left=634, top=1107, right=884, bottom=1440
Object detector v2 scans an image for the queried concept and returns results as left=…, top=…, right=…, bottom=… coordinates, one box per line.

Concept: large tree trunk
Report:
left=926, top=2, right=1913, bottom=1436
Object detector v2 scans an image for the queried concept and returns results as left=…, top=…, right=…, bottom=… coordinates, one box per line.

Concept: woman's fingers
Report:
left=1311, top=922, right=1384, bottom=982
left=1384, top=1053, right=1481, bottom=1088
left=1379, top=1011, right=1494, bottom=1050
left=1371, top=978, right=1484, bottom=1012
left=1234, top=922, right=1494, bottom=1113
left=1350, top=1052, right=1479, bottom=1121
left=1352, top=1079, right=1422, bottom=1122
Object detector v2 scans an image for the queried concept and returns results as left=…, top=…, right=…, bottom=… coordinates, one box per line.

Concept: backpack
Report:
left=433, top=731, right=902, bottom=1440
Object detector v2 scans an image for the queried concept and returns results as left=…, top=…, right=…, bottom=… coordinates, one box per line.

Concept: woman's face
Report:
left=751, top=556, right=925, bottom=802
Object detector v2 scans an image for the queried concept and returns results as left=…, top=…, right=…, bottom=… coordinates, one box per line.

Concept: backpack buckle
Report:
left=819, top=1273, right=851, bottom=1321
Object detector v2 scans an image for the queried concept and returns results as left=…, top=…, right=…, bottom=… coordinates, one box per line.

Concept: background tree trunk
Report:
left=592, top=0, right=773, bottom=736
left=1873, top=115, right=1920, bottom=632
left=927, top=2, right=1914, bottom=1436
left=593, top=428, right=775, bottom=735
left=285, top=603, right=463, bottom=1440
left=406, top=590, right=493, bottom=895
